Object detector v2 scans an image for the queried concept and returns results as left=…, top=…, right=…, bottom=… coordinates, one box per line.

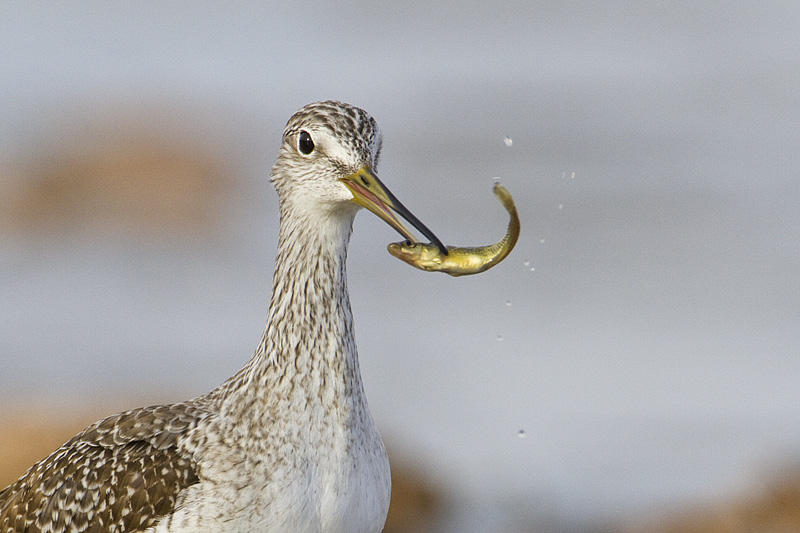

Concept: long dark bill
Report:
left=341, top=166, right=447, bottom=255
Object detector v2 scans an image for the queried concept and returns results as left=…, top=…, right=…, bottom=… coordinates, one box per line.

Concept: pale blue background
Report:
left=2, top=2, right=799, bottom=530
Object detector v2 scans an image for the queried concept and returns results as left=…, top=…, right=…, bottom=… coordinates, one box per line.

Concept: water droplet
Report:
left=504, top=300, right=512, bottom=307
left=496, top=334, right=504, bottom=342
left=523, top=260, right=531, bottom=267
left=517, top=429, right=527, bottom=439
left=557, top=203, right=564, bottom=210
left=492, top=176, right=502, bottom=185
left=539, top=238, right=546, bottom=244
left=570, top=171, right=576, bottom=179
left=529, top=266, right=536, bottom=272
left=503, top=136, right=513, bottom=147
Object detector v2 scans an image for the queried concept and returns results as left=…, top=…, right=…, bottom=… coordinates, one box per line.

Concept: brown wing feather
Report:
left=0, top=403, right=207, bottom=532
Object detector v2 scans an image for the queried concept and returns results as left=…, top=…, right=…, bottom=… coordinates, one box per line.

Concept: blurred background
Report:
left=1, top=2, right=799, bottom=531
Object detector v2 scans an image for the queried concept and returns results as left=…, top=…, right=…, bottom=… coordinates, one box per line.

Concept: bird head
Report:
left=272, top=101, right=446, bottom=254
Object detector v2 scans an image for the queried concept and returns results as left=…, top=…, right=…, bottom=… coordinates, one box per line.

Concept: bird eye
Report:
left=298, top=130, right=314, bottom=155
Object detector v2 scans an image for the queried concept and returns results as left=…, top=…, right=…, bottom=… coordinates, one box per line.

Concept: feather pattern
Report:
left=0, top=404, right=206, bottom=532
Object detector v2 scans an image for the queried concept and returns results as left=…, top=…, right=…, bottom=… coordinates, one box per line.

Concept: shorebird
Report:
left=0, top=101, right=447, bottom=532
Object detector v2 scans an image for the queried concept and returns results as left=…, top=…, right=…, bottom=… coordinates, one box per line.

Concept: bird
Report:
left=0, top=101, right=447, bottom=533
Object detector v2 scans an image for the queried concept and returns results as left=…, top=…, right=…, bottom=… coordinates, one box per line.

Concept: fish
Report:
left=387, top=183, right=520, bottom=277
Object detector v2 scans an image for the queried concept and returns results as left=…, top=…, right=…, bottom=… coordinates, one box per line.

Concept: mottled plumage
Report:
left=0, top=101, right=426, bottom=532
left=0, top=404, right=205, bottom=532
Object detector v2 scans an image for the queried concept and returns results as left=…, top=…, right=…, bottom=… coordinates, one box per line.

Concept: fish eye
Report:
left=298, top=130, right=315, bottom=155
left=403, top=240, right=412, bottom=246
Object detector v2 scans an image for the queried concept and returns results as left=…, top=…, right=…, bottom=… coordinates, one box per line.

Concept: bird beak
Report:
left=340, top=166, right=447, bottom=255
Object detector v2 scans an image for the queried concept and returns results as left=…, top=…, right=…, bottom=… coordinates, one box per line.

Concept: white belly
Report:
left=149, top=422, right=391, bottom=533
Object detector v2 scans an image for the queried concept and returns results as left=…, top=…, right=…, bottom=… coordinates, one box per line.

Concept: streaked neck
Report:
left=218, top=201, right=365, bottom=425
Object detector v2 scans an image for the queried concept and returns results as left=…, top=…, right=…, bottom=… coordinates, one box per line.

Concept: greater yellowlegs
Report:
left=0, top=101, right=445, bottom=532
